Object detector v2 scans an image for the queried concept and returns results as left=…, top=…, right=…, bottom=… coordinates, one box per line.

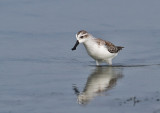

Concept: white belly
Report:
left=84, top=42, right=117, bottom=61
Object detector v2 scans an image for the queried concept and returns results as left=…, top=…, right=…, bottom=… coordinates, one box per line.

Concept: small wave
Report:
left=89, top=64, right=160, bottom=67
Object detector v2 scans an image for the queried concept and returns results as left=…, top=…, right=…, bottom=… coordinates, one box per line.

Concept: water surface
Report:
left=0, top=0, right=160, bottom=113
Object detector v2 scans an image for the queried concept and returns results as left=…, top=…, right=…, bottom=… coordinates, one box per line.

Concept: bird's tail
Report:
left=117, top=46, right=124, bottom=51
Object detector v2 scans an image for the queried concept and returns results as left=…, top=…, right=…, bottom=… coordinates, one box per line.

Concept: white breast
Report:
left=83, top=40, right=116, bottom=60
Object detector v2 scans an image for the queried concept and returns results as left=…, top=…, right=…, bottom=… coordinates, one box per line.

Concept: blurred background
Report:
left=0, top=0, right=160, bottom=113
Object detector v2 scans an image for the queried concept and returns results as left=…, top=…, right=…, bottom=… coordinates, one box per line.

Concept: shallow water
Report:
left=0, top=0, right=160, bottom=113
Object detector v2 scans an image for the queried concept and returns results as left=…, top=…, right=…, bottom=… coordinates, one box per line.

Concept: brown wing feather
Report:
left=105, top=41, right=118, bottom=53
left=105, top=41, right=124, bottom=53
left=95, top=38, right=124, bottom=53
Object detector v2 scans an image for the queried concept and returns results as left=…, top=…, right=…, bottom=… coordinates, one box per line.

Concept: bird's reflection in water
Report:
left=73, top=66, right=123, bottom=104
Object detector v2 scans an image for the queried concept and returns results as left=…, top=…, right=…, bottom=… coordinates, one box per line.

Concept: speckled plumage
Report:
left=72, top=30, right=124, bottom=66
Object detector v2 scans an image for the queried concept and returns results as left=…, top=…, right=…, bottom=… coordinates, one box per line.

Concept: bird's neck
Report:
left=83, top=37, right=96, bottom=52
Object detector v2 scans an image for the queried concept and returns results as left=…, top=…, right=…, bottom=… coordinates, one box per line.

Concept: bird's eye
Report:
left=80, top=36, right=83, bottom=39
